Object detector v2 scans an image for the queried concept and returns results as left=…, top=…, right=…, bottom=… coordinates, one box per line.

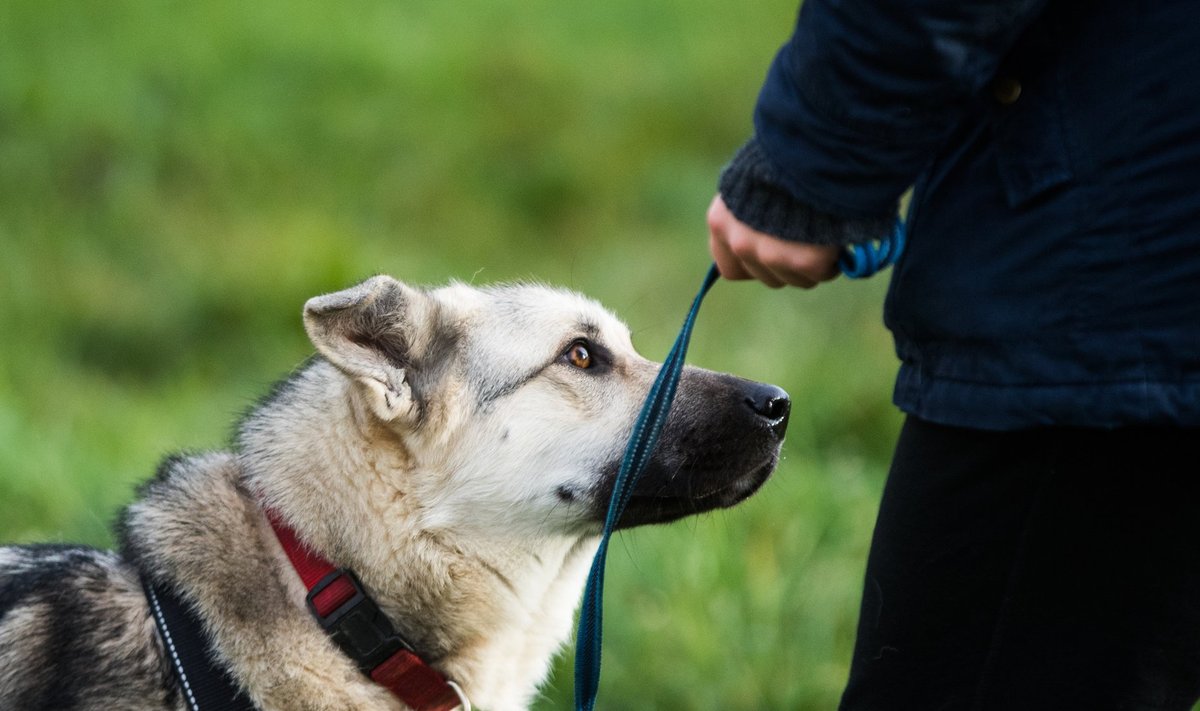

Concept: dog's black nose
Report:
left=745, top=383, right=790, bottom=436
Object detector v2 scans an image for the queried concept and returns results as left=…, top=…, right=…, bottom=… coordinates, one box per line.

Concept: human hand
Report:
left=706, top=194, right=841, bottom=289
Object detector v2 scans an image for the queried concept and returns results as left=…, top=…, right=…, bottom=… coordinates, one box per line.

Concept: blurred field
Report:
left=0, top=1, right=903, bottom=708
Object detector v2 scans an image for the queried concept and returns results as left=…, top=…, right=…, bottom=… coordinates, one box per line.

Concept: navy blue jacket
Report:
left=720, top=0, right=1200, bottom=429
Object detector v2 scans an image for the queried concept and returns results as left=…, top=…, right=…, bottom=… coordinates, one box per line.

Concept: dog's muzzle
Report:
left=601, top=373, right=790, bottom=529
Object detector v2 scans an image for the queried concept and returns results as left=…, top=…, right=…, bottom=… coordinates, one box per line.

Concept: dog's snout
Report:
left=744, top=383, right=790, bottom=435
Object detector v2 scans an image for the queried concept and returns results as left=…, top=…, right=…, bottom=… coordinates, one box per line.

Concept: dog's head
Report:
left=303, top=275, right=788, bottom=536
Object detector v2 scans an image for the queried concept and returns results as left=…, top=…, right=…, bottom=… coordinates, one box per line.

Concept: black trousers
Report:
left=839, top=417, right=1200, bottom=711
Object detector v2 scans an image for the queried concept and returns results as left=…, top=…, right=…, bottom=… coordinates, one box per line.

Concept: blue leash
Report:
left=574, top=263, right=719, bottom=711
left=573, top=221, right=904, bottom=711
left=837, top=217, right=906, bottom=279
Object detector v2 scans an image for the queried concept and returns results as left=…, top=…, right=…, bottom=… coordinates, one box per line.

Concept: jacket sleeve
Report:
left=720, top=0, right=1050, bottom=244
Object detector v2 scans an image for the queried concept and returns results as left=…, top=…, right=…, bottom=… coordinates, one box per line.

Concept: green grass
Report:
left=0, top=2, right=904, bottom=708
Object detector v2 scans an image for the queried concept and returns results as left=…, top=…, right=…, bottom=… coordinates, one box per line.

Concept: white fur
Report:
left=228, top=277, right=665, bottom=710
left=6, top=275, right=778, bottom=711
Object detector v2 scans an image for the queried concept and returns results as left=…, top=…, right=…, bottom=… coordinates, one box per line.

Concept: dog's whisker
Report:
left=2, top=274, right=784, bottom=710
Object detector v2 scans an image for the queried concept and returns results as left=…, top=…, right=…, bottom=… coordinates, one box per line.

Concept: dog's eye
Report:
left=565, top=341, right=593, bottom=370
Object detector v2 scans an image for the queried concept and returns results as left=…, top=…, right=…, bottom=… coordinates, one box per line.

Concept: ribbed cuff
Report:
left=718, top=138, right=895, bottom=246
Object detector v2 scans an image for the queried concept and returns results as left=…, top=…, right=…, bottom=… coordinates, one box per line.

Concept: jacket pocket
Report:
left=991, top=71, right=1074, bottom=208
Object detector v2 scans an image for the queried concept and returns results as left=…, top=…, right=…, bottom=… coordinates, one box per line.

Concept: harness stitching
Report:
left=146, top=584, right=202, bottom=711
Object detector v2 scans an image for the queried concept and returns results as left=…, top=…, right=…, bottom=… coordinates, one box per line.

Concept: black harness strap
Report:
left=143, top=578, right=258, bottom=711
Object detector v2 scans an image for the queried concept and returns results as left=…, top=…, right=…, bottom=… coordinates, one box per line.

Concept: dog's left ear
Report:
left=303, top=275, right=426, bottom=424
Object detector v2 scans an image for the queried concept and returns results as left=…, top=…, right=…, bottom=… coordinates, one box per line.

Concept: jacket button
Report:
left=992, top=77, right=1022, bottom=105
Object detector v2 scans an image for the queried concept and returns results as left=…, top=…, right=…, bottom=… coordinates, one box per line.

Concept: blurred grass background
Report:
left=0, top=1, right=903, bottom=708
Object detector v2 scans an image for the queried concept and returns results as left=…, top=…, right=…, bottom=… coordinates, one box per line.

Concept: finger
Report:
left=707, top=196, right=754, bottom=280
left=750, top=237, right=819, bottom=288
left=725, top=229, right=787, bottom=288
left=757, top=239, right=842, bottom=286
left=755, top=241, right=818, bottom=288
left=763, top=262, right=817, bottom=289
left=711, top=209, right=784, bottom=285
left=708, top=230, right=753, bottom=281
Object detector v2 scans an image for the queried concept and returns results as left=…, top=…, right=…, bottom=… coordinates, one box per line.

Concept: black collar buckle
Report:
left=305, top=569, right=413, bottom=673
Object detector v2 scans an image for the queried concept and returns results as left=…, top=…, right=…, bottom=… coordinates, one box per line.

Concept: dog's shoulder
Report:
left=117, top=449, right=249, bottom=576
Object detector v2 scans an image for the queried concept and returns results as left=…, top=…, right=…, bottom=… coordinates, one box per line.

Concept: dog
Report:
left=0, top=275, right=789, bottom=711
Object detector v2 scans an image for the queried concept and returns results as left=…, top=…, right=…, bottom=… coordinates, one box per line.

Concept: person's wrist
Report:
left=718, top=138, right=895, bottom=246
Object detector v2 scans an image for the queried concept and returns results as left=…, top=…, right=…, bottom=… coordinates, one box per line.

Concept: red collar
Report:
left=265, top=508, right=468, bottom=711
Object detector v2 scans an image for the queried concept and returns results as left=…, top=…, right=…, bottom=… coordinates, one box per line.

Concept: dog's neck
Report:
left=238, top=360, right=598, bottom=710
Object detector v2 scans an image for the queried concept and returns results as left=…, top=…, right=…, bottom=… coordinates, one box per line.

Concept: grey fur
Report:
left=0, top=275, right=788, bottom=711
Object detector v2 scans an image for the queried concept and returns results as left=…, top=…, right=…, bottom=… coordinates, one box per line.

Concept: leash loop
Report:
left=838, top=217, right=907, bottom=279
